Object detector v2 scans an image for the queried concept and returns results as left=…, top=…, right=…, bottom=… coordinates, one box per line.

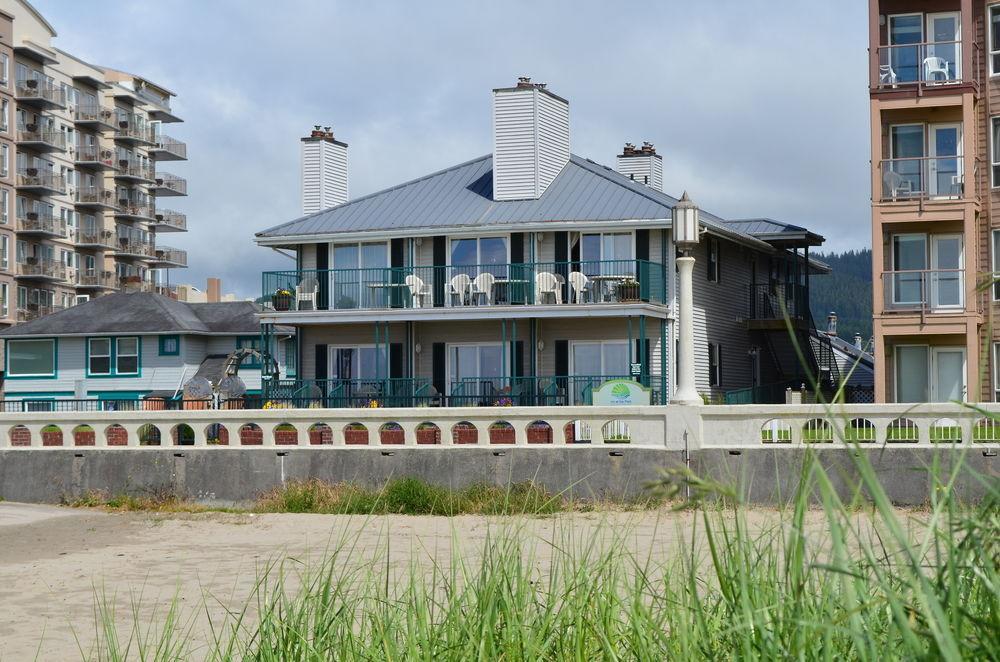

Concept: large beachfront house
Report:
left=0, top=292, right=294, bottom=408
left=255, top=79, right=831, bottom=407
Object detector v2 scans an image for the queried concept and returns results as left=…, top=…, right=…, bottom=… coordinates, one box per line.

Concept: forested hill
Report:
left=809, top=249, right=872, bottom=343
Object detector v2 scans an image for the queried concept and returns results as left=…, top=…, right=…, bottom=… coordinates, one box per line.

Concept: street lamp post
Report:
left=670, top=191, right=702, bottom=406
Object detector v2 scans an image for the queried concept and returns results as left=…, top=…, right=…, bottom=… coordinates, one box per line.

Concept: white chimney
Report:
left=301, top=125, right=348, bottom=215
left=492, top=77, right=569, bottom=201
left=616, top=142, right=663, bottom=192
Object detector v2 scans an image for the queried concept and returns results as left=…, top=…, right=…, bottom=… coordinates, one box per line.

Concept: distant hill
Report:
left=810, top=249, right=872, bottom=343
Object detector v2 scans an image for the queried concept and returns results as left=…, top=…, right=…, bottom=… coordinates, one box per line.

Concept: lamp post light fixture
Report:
left=671, top=191, right=702, bottom=406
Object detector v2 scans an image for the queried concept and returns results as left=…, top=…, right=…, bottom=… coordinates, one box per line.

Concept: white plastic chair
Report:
left=450, top=273, right=471, bottom=306
left=296, top=277, right=318, bottom=310
left=923, top=56, right=949, bottom=82
left=878, top=64, right=897, bottom=86
left=405, top=274, right=431, bottom=308
left=568, top=271, right=590, bottom=304
left=536, top=271, right=561, bottom=304
left=471, top=272, right=495, bottom=305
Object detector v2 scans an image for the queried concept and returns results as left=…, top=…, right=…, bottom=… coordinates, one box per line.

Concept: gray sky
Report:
left=34, top=0, right=870, bottom=297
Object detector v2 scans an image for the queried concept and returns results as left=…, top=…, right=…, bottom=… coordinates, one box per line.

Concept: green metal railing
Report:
left=263, top=378, right=436, bottom=408
left=450, top=375, right=660, bottom=407
left=261, top=259, right=667, bottom=312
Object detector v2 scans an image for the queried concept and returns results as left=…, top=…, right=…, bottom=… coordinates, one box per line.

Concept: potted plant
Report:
left=379, top=422, right=404, bottom=445
left=488, top=422, right=515, bottom=444
left=41, top=425, right=62, bottom=447
left=272, top=287, right=293, bottom=311
left=344, top=423, right=368, bottom=445
left=274, top=423, right=298, bottom=445
left=25, top=79, right=38, bottom=89
left=26, top=211, right=37, bottom=220
left=26, top=167, right=38, bottom=177
left=616, top=277, right=640, bottom=302
left=415, top=423, right=440, bottom=445
left=25, top=123, right=37, bottom=132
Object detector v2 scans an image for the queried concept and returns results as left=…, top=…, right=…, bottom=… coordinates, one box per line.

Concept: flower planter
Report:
left=74, top=430, right=96, bottom=446
left=527, top=425, right=552, bottom=444
left=274, top=428, right=298, bottom=445
left=379, top=427, right=405, bottom=445
left=42, top=430, right=63, bottom=447
left=273, top=294, right=293, bottom=311
left=416, top=427, right=440, bottom=445
left=452, top=426, right=478, bottom=444
left=309, top=427, right=332, bottom=445
left=489, top=426, right=515, bottom=444
left=344, top=428, right=369, bottom=445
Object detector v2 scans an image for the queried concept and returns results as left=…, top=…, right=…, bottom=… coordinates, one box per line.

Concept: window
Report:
left=1, top=144, right=8, bottom=178
left=894, top=345, right=965, bottom=402
left=116, top=337, right=139, bottom=375
left=7, top=338, right=55, bottom=377
left=330, top=241, right=388, bottom=309
left=450, top=236, right=508, bottom=276
left=707, top=237, right=721, bottom=282
left=1, top=234, right=7, bottom=269
left=236, top=336, right=261, bottom=368
left=709, top=343, right=722, bottom=387
left=448, top=343, right=503, bottom=391
left=0, top=53, right=7, bottom=87
left=0, top=283, right=7, bottom=318
left=0, top=99, right=7, bottom=133
left=88, top=338, right=111, bottom=375
left=993, top=117, right=1000, bottom=187
left=284, top=338, right=297, bottom=377
left=992, top=6, right=1000, bottom=76
left=570, top=340, right=629, bottom=405
left=1, top=189, right=7, bottom=224
left=159, top=335, right=179, bottom=356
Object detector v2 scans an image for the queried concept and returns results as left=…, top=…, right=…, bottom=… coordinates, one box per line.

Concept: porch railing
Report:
left=262, top=259, right=667, bottom=312
left=880, top=157, right=966, bottom=201
left=873, top=40, right=968, bottom=88
left=882, top=269, right=965, bottom=312
left=747, top=283, right=808, bottom=321
left=449, top=375, right=661, bottom=407
left=262, top=378, right=437, bottom=408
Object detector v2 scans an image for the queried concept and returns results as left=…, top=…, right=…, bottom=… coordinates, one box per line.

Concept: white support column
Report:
left=671, top=255, right=700, bottom=405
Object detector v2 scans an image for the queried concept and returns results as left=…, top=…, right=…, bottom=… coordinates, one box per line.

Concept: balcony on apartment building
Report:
left=870, top=9, right=977, bottom=97
left=16, top=304, right=66, bottom=322
left=879, top=155, right=974, bottom=203
left=13, top=80, right=66, bottom=109
left=74, top=186, right=117, bottom=211
left=149, top=246, right=187, bottom=268
left=149, top=136, right=187, bottom=161
left=73, top=144, right=117, bottom=170
left=114, top=195, right=156, bottom=222
left=150, top=172, right=187, bottom=196
left=882, top=268, right=966, bottom=315
left=112, top=237, right=156, bottom=259
left=113, top=120, right=155, bottom=146
left=15, top=258, right=66, bottom=283
left=261, top=260, right=667, bottom=314
left=73, top=105, right=117, bottom=131
left=114, top=160, right=156, bottom=184
left=74, top=227, right=116, bottom=250
left=149, top=209, right=186, bottom=232
left=74, top=269, right=117, bottom=290
left=745, top=282, right=810, bottom=330
left=16, top=127, right=66, bottom=154
left=15, top=169, right=66, bottom=195
left=16, top=209, right=66, bottom=239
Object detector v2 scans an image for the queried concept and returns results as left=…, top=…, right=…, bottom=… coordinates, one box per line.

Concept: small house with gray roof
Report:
left=254, top=78, right=831, bottom=407
left=0, top=292, right=294, bottom=407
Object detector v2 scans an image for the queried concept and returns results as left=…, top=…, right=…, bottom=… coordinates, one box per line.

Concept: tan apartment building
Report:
left=0, top=0, right=187, bottom=330
left=0, top=10, right=16, bottom=328
left=867, top=0, right=1000, bottom=403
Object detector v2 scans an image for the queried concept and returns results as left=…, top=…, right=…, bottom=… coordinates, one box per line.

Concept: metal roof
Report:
left=724, top=218, right=825, bottom=246
left=0, top=293, right=267, bottom=338
left=256, top=154, right=776, bottom=250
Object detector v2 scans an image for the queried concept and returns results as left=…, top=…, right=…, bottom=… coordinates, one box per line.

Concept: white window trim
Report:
left=446, top=342, right=504, bottom=386
left=115, top=336, right=140, bottom=375
left=88, top=337, right=112, bottom=375
left=893, top=344, right=966, bottom=402
left=568, top=339, right=630, bottom=377
left=327, top=344, right=388, bottom=380
left=990, top=5, right=1000, bottom=76
left=992, top=116, right=1000, bottom=188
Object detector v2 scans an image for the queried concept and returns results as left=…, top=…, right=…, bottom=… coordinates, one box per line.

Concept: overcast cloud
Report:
left=32, top=0, right=870, bottom=297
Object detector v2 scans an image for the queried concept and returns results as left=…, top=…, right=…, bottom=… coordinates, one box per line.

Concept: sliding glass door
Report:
left=330, top=242, right=387, bottom=309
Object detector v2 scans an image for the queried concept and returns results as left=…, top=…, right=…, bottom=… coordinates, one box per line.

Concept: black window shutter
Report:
left=433, top=236, right=446, bottom=307
left=555, top=339, right=568, bottom=376
left=390, top=238, right=405, bottom=308
left=513, top=340, right=524, bottom=377
left=315, top=343, right=328, bottom=382
left=389, top=342, right=403, bottom=379
left=315, top=243, right=329, bottom=310
left=432, top=342, right=446, bottom=395
left=636, top=229, right=649, bottom=261
left=510, top=233, right=525, bottom=304
left=554, top=232, right=569, bottom=302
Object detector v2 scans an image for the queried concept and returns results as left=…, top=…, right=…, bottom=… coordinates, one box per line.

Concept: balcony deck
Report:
left=73, top=145, right=117, bottom=170
left=149, top=209, right=186, bottom=232
left=14, top=80, right=65, bottom=109
left=16, top=171, right=65, bottom=195
left=149, top=136, right=187, bottom=161
left=16, top=129, right=66, bottom=153
left=150, top=173, right=187, bottom=196
left=16, top=213, right=66, bottom=238
left=74, top=105, right=117, bottom=130
left=148, top=246, right=187, bottom=268
left=74, top=186, right=117, bottom=211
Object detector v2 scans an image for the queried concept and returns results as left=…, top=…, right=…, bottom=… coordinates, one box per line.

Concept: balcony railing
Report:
left=16, top=128, right=66, bottom=152
left=882, top=269, right=965, bottom=312
left=16, top=259, right=66, bottom=281
left=74, top=105, right=117, bottom=129
left=14, top=80, right=66, bottom=107
left=75, top=186, right=116, bottom=208
left=16, top=170, right=66, bottom=194
left=880, top=157, right=966, bottom=201
left=113, top=238, right=155, bottom=258
left=16, top=211, right=66, bottom=237
left=151, top=172, right=187, bottom=196
left=150, top=246, right=187, bottom=267
left=74, top=144, right=116, bottom=168
left=75, top=228, right=116, bottom=249
left=115, top=199, right=156, bottom=220
left=450, top=375, right=662, bottom=407
left=16, top=304, right=65, bottom=322
left=747, top=283, right=808, bottom=322
left=115, top=160, right=156, bottom=182
left=151, top=209, right=186, bottom=232
left=874, top=40, right=967, bottom=88
left=75, top=269, right=117, bottom=289
left=114, top=122, right=154, bottom=144
left=261, top=260, right=667, bottom=312
left=150, top=136, right=187, bottom=161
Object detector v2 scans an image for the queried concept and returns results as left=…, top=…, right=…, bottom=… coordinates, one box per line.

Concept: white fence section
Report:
left=1, top=404, right=998, bottom=450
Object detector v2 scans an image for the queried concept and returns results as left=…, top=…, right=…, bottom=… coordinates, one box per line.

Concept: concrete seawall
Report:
left=0, top=448, right=994, bottom=506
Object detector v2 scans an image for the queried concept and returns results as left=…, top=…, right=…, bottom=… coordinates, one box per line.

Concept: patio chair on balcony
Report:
left=923, top=56, right=950, bottom=83
left=471, top=272, right=495, bottom=305
left=536, top=271, right=562, bottom=304
left=879, top=64, right=897, bottom=86
left=883, top=170, right=912, bottom=200
left=450, top=273, right=471, bottom=306
left=569, top=271, right=590, bottom=303
left=296, top=277, right=318, bottom=310
left=405, top=274, right=431, bottom=308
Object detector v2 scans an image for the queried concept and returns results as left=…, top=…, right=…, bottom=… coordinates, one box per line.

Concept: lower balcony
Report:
left=113, top=239, right=155, bottom=259
left=16, top=259, right=67, bottom=282
left=150, top=173, right=187, bottom=196
left=149, top=246, right=187, bottom=267
left=16, top=304, right=66, bottom=322
left=881, top=269, right=965, bottom=314
left=150, top=136, right=187, bottom=161
left=16, top=212, right=66, bottom=238
left=114, top=161, right=156, bottom=183
left=74, top=228, right=116, bottom=250
left=16, top=171, right=66, bottom=195
left=115, top=200, right=156, bottom=222
left=75, top=186, right=117, bottom=210
left=149, top=209, right=186, bottom=232
left=73, top=145, right=117, bottom=170
left=75, top=269, right=117, bottom=290
left=17, top=128, right=66, bottom=153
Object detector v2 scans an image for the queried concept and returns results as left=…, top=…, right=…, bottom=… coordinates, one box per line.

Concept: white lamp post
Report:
left=670, top=191, right=701, bottom=405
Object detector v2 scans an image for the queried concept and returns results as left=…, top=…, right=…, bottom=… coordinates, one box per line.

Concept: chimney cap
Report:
left=494, top=77, right=567, bottom=104
left=620, top=141, right=658, bottom=158
left=302, top=124, right=348, bottom=147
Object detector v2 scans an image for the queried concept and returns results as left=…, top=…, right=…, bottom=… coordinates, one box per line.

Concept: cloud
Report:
left=32, top=0, right=871, bottom=296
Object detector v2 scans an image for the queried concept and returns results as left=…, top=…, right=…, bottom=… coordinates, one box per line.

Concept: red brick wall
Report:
left=42, top=430, right=63, bottom=447
left=274, top=428, right=298, bottom=445
left=106, top=426, right=128, bottom=446
left=452, top=424, right=478, bottom=444
left=239, top=426, right=263, bottom=445
left=309, top=426, right=332, bottom=445
left=74, top=429, right=96, bottom=446
left=416, top=426, right=441, bottom=444
left=10, top=426, right=30, bottom=446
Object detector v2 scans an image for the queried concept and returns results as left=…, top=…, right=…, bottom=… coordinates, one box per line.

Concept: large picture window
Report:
left=88, top=337, right=111, bottom=375
left=8, top=338, right=55, bottom=377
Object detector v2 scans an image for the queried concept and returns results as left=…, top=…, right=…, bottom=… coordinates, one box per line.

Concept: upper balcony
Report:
left=113, top=121, right=155, bottom=146
left=74, top=105, right=117, bottom=131
left=16, top=259, right=67, bottom=283
left=149, top=246, right=188, bottom=268
left=74, top=145, right=117, bottom=171
left=113, top=238, right=156, bottom=260
left=881, top=269, right=965, bottom=314
left=149, top=136, right=187, bottom=161
left=150, top=173, right=187, bottom=196
left=16, top=127, right=66, bottom=154
left=16, top=170, right=66, bottom=195
left=74, top=269, right=118, bottom=290
left=114, top=196, right=156, bottom=222
left=74, top=227, right=116, bottom=250
left=75, top=186, right=117, bottom=211
left=14, top=80, right=66, bottom=109
left=114, top=160, right=156, bottom=183
left=150, top=209, right=187, bottom=232
left=745, top=283, right=809, bottom=330
left=261, top=260, right=667, bottom=315
left=16, top=209, right=66, bottom=239
left=878, top=156, right=973, bottom=202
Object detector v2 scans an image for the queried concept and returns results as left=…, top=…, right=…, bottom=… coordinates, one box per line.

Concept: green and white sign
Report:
left=592, top=379, right=651, bottom=406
